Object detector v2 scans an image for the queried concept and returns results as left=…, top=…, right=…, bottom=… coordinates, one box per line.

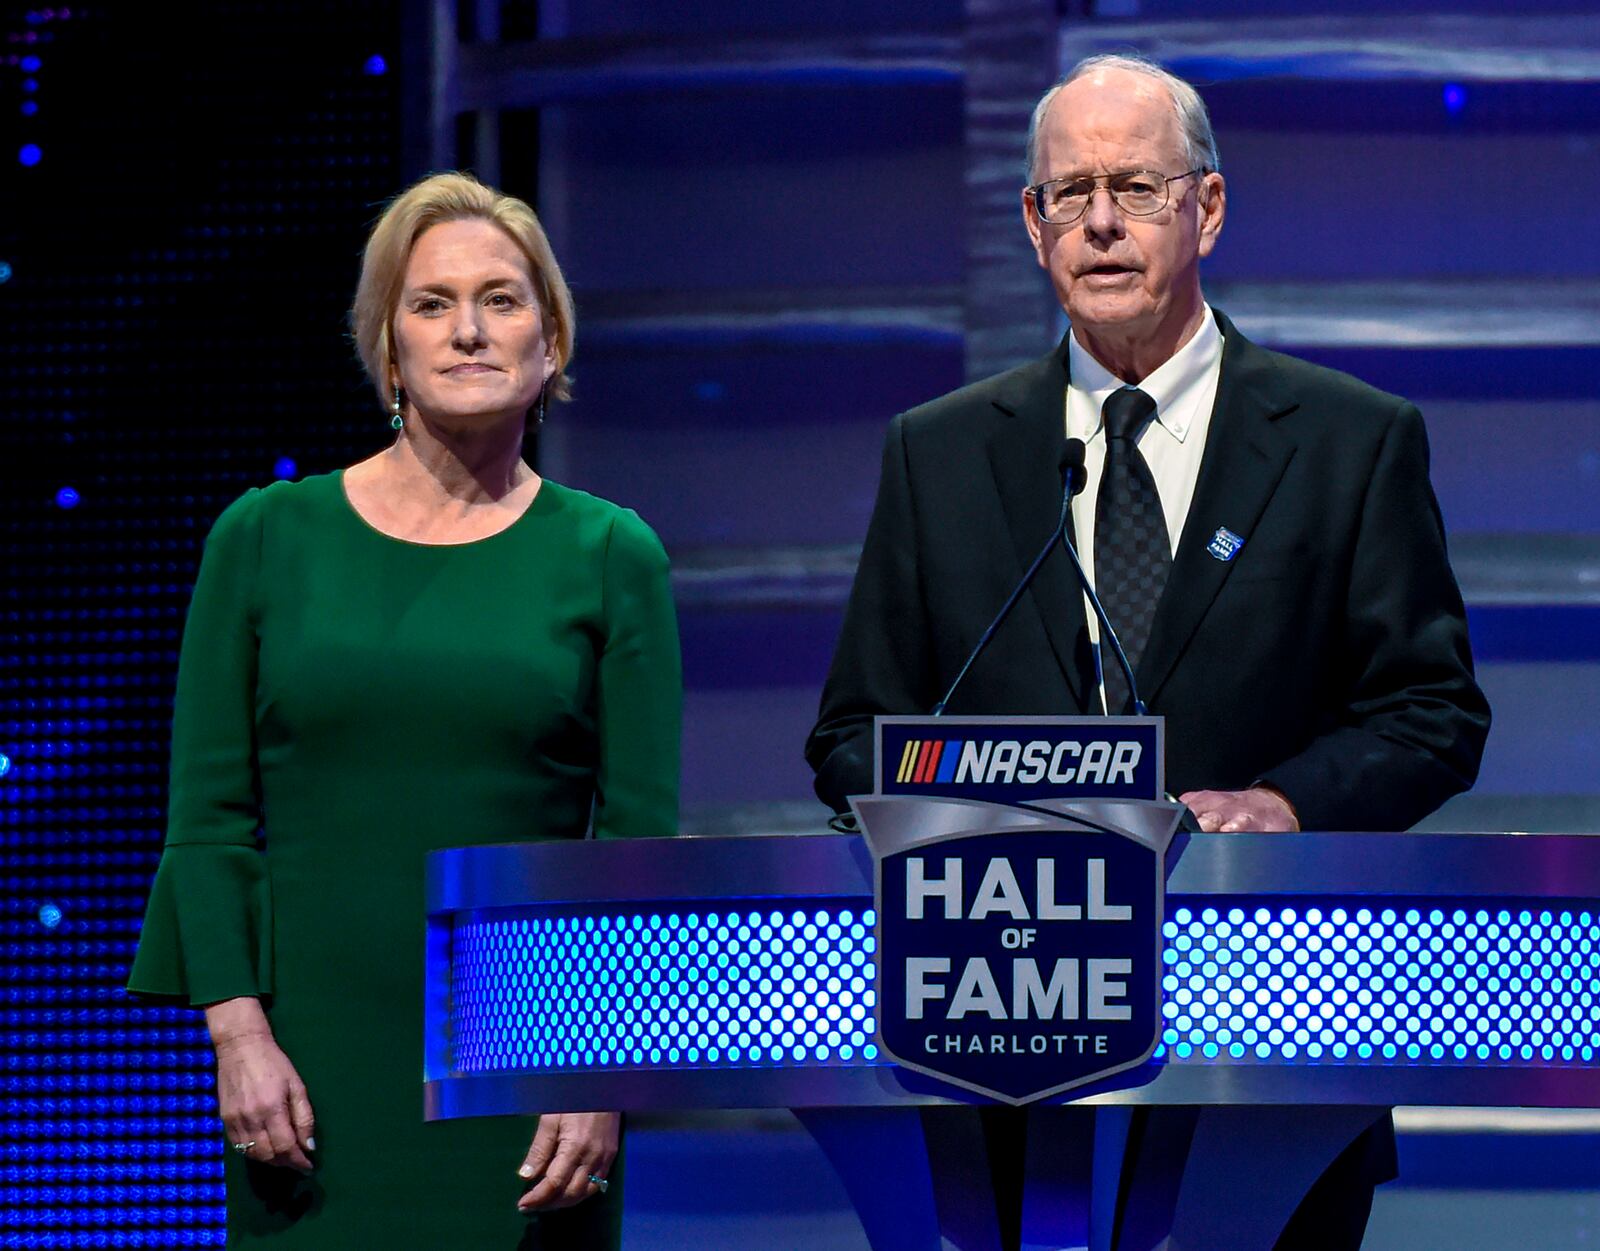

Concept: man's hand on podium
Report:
left=1179, top=785, right=1300, bottom=833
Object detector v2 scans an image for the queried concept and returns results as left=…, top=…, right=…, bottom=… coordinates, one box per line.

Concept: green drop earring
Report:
left=390, top=385, right=404, bottom=431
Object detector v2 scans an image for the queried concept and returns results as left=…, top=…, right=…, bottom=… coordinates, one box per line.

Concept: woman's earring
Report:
left=390, top=385, right=404, bottom=431
left=534, top=384, right=547, bottom=428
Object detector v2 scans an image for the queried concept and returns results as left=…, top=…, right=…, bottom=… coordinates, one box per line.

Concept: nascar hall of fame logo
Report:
left=854, top=721, right=1183, bottom=1103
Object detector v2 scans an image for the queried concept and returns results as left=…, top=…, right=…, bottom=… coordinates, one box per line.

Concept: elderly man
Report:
left=807, top=54, right=1489, bottom=1248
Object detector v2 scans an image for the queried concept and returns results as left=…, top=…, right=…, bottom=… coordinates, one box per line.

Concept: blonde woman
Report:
left=130, top=172, right=680, bottom=1248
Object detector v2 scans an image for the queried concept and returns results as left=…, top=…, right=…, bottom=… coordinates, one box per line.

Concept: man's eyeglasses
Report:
left=1027, top=168, right=1207, bottom=225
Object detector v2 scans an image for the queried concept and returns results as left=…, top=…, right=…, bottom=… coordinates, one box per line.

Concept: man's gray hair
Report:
left=1024, top=53, right=1221, bottom=183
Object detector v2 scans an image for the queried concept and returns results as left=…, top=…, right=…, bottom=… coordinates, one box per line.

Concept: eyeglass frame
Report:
left=1025, top=167, right=1210, bottom=226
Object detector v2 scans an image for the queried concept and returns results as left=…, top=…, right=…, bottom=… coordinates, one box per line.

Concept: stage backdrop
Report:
left=3, top=0, right=1598, bottom=1246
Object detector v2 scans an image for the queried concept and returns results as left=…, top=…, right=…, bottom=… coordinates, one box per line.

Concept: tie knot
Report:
left=1102, top=387, right=1157, bottom=443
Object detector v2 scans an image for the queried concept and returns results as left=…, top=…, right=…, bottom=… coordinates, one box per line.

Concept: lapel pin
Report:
left=1207, top=526, right=1245, bottom=562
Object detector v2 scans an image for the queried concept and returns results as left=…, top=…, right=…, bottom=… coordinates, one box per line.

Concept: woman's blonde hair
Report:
left=350, top=171, right=575, bottom=409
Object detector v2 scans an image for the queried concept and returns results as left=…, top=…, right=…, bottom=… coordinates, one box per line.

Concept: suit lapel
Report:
left=1138, top=312, right=1299, bottom=706
left=986, top=337, right=1094, bottom=711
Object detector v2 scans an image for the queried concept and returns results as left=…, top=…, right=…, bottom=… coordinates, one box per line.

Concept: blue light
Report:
left=1443, top=83, right=1467, bottom=114
left=20, top=100, right=38, bottom=116
left=0, top=260, right=11, bottom=283
left=55, top=486, right=80, bottom=508
left=0, top=752, right=10, bottom=777
left=39, top=903, right=63, bottom=929
left=22, top=78, right=38, bottom=92
left=273, top=456, right=297, bottom=480
left=364, top=53, right=387, bottom=75
left=19, top=142, right=42, bottom=167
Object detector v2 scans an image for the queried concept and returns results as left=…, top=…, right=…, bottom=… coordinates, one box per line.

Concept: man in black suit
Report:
left=806, top=54, right=1489, bottom=1249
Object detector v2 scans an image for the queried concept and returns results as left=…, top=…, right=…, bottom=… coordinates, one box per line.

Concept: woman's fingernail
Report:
left=306, top=1138, right=317, bottom=1151
left=518, top=1163, right=535, bottom=1179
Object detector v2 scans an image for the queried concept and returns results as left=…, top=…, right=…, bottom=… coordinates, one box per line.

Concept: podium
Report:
left=425, top=828, right=1600, bottom=1249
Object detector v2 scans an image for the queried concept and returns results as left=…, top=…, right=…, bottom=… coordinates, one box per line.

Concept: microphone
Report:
left=1060, top=437, right=1087, bottom=498
left=932, top=440, right=1087, bottom=716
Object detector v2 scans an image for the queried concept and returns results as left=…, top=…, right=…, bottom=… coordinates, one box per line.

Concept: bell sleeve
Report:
left=127, top=488, right=274, bottom=1005
left=591, top=508, right=682, bottom=841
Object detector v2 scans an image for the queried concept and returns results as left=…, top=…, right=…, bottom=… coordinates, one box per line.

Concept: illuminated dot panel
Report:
left=451, top=905, right=882, bottom=1072
left=1160, top=901, right=1600, bottom=1065
left=450, top=898, right=1600, bottom=1076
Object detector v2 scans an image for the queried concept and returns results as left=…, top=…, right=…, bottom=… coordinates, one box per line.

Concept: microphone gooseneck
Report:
left=932, top=440, right=1086, bottom=716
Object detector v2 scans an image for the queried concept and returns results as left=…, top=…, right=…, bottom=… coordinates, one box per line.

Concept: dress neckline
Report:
left=335, top=468, right=552, bottom=549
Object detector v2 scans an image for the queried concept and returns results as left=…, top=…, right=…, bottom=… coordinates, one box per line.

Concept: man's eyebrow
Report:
left=1048, top=168, right=1156, bottom=181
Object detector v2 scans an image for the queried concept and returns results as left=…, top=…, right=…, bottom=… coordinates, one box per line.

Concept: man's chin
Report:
left=1064, top=293, right=1152, bottom=332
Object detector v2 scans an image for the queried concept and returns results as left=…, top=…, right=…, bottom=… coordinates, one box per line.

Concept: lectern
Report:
left=424, top=719, right=1600, bottom=1249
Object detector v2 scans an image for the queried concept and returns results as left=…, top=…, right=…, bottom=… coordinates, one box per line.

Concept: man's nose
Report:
left=1081, top=186, right=1125, bottom=239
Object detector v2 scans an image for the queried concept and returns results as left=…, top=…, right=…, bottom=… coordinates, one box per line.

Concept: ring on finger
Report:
left=587, top=1174, right=609, bottom=1195
left=231, top=1140, right=257, bottom=1155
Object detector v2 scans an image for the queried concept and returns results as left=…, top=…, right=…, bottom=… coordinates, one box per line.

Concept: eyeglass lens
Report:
left=1035, top=172, right=1172, bottom=223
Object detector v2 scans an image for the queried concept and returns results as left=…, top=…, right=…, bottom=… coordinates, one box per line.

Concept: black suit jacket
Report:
left=807, top=311, right=1490, bottom=830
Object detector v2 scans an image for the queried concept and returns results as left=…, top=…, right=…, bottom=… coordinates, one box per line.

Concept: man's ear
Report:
left=1196, top=172, right=1226, bottom=259
left=1022, top=189, right=1050, bottom=268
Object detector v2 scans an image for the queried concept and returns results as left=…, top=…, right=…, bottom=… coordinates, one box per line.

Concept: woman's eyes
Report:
left=413, top=293, right=520, bottom=314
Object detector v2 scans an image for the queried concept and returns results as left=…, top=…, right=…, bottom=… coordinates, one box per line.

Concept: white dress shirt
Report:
left=1065, top=304, right=1224, bottom=709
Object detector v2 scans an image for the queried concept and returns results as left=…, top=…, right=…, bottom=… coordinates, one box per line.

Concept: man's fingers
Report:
left=1182, top=789, right=1288, bottom=834
left=1178, top=791, right=1220, bottom=831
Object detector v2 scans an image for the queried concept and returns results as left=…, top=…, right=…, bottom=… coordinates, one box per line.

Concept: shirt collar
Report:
left=1067, top=304, right=1223, bottom=443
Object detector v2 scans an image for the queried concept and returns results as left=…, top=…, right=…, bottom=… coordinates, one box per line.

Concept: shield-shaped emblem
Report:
left=854, top=794, right=1183, bottom=1104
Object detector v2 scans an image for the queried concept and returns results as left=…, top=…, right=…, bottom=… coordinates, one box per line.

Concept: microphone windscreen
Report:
left=1060, top=438, right=1088, bottom=497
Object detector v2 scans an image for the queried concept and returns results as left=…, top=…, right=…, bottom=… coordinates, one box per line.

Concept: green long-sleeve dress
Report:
left=127, top=470, right=681, bottom=1248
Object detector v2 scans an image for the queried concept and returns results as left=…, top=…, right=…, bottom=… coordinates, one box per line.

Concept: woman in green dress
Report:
left=128, top=172, right=681, bottom=1247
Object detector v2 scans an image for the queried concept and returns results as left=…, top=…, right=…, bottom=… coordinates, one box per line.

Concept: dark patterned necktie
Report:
left=1094, top=386, right=1169, bottom=714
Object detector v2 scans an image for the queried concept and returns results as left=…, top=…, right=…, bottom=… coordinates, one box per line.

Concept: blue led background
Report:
left=2, top=5, right=402, bottom=1244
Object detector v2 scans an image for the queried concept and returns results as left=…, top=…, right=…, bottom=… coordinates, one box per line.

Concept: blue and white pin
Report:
left=1207, top=526, right=1246, bottom=562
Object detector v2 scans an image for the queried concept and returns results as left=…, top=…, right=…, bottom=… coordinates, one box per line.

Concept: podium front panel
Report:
left=425, top=832, right=1600, bottom=1119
